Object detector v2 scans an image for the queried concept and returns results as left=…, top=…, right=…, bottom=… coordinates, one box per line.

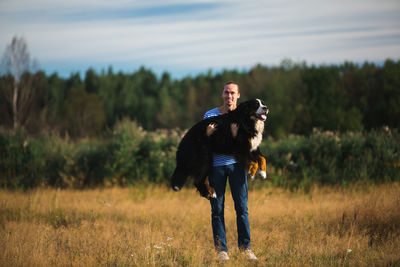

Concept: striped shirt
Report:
left=204, top=108, right=237, bottom=167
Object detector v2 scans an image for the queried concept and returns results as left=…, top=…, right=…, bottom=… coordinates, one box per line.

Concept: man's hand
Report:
left=206, top=123, right=217, bottom=137
left=231, top=123, right=239, bottom=138
left=206, top=122, right=239, bottom=138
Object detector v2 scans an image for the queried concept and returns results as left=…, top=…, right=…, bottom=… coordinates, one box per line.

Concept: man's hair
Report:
left=223, top=81, right=240, bottom=92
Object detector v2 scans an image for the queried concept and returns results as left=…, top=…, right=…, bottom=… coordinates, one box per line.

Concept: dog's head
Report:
left=236, top=99, right=269, bottom=121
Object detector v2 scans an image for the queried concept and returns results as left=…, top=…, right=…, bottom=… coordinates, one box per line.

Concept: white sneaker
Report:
left=243, top=249, right=258, bottom=260
left=217, top=251, right=230, bottom=261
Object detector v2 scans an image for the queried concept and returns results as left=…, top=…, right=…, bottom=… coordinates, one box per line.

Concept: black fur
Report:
left=170, top=99, right=268, bottom=198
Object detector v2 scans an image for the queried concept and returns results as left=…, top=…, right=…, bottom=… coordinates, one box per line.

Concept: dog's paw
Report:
left=258, top=170, right=267, bottom=179
left=204, top=191, right=217, bottom=200
left=250, top=175, right=255, bottom=180
left=173, top=186, right=181, bottom=191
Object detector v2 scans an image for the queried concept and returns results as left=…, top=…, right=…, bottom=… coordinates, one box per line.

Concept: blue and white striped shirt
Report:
left=204, top=108, right=237, bottom=167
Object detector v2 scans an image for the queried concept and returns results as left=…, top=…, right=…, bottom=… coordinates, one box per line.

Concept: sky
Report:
left=1, top=0, right=400, bottom=79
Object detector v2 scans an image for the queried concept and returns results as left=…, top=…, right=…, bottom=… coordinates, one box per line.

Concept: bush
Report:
left=0, top=133, right=56, bottom=189
left=71, top=141, right=111, bottom=188
left=107, top=120, right=144, bottom=185
left=106, top=119, right=178, bottom=185
left=0, top=125, right=398, bottom=190
left=262, top=129, right=400, bottom=191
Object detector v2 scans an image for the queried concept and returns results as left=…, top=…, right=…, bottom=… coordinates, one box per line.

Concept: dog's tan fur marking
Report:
left=247, top=155, right=267, bottom=178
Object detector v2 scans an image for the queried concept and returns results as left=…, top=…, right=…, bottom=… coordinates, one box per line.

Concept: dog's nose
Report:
left=263, top=106, right=269, bottom=114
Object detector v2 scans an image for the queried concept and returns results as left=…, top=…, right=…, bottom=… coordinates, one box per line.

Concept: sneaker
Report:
left=243, top=249, right=258, bottom=260
left=217, top=251, right=230, bottom=261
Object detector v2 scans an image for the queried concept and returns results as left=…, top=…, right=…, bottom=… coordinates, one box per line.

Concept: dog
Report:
left=170, top=99, right=269, bottom=199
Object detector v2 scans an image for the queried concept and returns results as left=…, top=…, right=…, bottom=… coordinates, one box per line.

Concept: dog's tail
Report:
left=170, top=166, right=188, bottom=191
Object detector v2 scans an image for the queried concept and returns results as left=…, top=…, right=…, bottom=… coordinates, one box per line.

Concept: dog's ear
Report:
left=238, top=99, right=259, bottom=114
left=251, top=99, right=260, bottom=111
left=246, top=99, right=260, bottom=114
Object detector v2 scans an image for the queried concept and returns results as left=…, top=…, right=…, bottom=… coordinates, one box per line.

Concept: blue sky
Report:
left=1, top=0, right=399, bottom=79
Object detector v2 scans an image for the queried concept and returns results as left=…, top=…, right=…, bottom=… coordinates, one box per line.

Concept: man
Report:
left=203, top=82, right=258, bottom=261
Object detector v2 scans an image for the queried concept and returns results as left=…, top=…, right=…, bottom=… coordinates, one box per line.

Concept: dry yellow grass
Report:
left=1, top=183, right=399, bottom=266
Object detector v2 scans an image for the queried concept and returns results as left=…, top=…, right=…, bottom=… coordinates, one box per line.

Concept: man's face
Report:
left=222, top=83, right=240, bottom=109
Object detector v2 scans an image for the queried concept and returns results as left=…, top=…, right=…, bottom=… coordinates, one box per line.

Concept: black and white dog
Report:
left=171, top=99, right=269, bottom=198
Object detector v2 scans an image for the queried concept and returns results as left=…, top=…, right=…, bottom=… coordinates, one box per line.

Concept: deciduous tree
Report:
left=1, top=36, right=39, bottom=131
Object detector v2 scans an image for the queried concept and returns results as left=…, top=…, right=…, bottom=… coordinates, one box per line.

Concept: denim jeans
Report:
left=209, top=163, right=251, bottom=252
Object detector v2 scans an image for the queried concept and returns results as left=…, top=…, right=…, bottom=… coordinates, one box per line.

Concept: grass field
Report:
left=1, top=183, right=399, bottom=266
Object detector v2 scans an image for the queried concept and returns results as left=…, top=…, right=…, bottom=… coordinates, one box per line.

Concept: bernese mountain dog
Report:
left=170, top=99, right=269, bottom=199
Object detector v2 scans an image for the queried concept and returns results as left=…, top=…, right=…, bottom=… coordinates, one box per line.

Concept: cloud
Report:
left=1, top=0, right=399, bottom=77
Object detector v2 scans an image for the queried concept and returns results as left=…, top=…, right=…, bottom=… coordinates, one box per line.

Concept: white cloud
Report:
left=1, top=0, right=399, bottom=77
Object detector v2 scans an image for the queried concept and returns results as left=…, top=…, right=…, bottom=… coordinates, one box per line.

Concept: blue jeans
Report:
left=209, top=163, right=251, bottom=252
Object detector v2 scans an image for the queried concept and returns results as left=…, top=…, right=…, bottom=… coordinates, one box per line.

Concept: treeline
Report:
left=1, top=59, right=400, bottom=138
